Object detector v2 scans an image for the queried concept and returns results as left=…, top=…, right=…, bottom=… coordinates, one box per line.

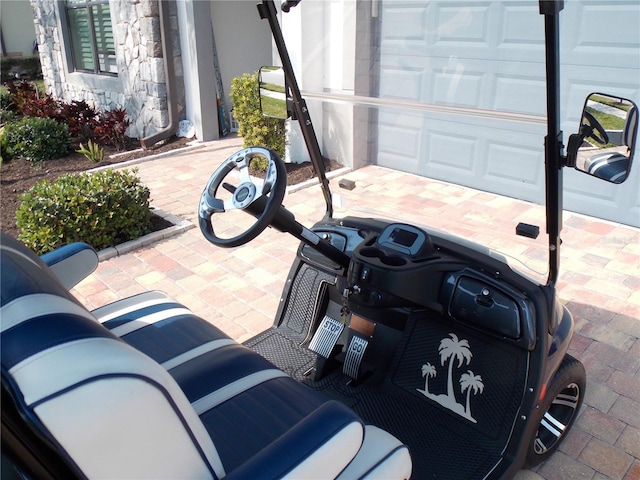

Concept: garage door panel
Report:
left=418, top=137, right=544, bottom=203
left=381, top=54, right=545, bottom=113
left=493, top=74, right=546, bottom=115
left=564, top=71, right=639, bottom=102
left=378, top=111, right=423, bottom=173
left=378, top=152, right=421, bottom=174
left=500, top=3, right=544, bottom=47
left=432, top=3, right=491, bottom=45
left=378, top=110, right=424, bottom=172
left=381, top=5, right=427, bottom=43
left=379, top=122, right=422, bottom=158
left=377, top=110, right=545, bottom=198
left=431, top=2, right=543, bottom=60
left=433, top=71, right=484, bottom=108
left=564, top=169, right=640, bottom=225
left=560, top=2, right=640, bottom=72
left=379, top=65, right=425, bottom=100
left=427, top=131, right=477, bottom=172
left=566, top=173, right=624, bottom=202
left=486, top=142, right=542, bottom=185
left=381, top=2, right=543, bottom=60
left=572, top=3, right=640, bottom=66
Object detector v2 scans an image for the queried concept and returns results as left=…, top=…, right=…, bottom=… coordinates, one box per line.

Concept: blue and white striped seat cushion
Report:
left=92, top=291, right=369, bottom=474
left=94, top=290, right=235, bottom=367
left=584, top=151, right=629, bottom=183
left=91, top=291, right=412, bottom=477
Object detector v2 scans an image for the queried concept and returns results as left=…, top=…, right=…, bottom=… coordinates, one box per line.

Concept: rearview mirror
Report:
left=259, top=66, right=289, bottom=119
left=569, top=93, right=638, bottom=184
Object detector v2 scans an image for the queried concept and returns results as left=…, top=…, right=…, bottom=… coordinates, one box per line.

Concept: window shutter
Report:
left=92, top=4, right=116, bottom=73
left=65, top=0, right=116, bottom=75
left=68, top=7, right=95, bottom=71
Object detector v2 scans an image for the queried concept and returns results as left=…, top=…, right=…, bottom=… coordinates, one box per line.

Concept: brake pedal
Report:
left=308, top=315, right=344, bottom=358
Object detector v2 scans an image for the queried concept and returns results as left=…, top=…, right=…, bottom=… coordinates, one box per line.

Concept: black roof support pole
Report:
left=258, top=1, right=334, bottom=219
left=540, top=0, right=564, bottom=288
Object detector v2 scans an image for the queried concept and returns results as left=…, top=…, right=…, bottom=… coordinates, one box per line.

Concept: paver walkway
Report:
left=72, top=135, right=640, bottom=480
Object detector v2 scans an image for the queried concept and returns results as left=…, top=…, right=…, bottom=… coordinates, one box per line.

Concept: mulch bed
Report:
left=1, top=136, right=192, bottom=240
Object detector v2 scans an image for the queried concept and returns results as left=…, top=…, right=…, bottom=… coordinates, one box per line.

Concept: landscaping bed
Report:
left=1, top=136, right=191, bottom=240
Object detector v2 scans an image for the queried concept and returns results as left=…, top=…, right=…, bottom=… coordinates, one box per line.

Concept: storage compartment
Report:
left=448, top=275, right=521, bottom=340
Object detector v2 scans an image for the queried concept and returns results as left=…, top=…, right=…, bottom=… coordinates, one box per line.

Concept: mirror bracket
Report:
left=564, top=133, right=582, bottom=168
left=288, top=98, right=297, bottom=121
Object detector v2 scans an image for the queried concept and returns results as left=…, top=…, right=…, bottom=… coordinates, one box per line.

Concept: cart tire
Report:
left=525, top=354, right=585, bottom=467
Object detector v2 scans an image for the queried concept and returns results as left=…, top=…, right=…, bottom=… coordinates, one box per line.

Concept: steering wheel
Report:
left=581, top=111, right=609, bottom=145
left=198, top=147, right=287, bottom=247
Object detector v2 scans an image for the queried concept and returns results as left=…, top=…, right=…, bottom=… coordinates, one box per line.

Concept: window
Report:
left=65, top=0, right=116, bottom=75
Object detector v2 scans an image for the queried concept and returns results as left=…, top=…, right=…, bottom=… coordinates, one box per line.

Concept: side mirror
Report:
left=567, top=93, right=638, bottom=184
left=259, top=66, right=290, bottom=120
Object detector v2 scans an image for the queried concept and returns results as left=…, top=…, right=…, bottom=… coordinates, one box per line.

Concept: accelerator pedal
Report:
left=343, top=335, right=369, bottom=380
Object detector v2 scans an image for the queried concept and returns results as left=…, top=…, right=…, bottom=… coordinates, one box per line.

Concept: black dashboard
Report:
left=299, top=217, right=537, bottom=350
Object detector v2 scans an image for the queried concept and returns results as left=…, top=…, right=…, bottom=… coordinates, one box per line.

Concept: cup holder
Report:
left=359, top=247, right=407, bottom=267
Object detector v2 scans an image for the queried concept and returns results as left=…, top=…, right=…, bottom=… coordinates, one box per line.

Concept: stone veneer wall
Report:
left=30, top=0, right=185, bottom=139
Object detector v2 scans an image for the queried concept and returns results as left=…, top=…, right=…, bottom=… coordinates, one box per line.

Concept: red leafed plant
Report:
left=59, top=100, right=99, bottom=139
left=4, top=80, right=131, bottom=149
left=93, top=108, right=131, bottom=150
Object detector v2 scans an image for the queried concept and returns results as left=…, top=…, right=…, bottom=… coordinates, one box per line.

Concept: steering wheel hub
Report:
left=233, top=183, right=257, bottom=208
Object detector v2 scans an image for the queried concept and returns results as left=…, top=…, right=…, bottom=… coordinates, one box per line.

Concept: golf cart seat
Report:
left=584, top=152, right=629, bottom=183
left=583, top=151, right=629, bottom=183
left=1, top=234, right=412, bottom=479
left=583, top=104, right=638, bottom=183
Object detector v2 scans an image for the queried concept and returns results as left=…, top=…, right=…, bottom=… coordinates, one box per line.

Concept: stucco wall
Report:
left=209, top=1, right=271, bottom=113
left=30, top=0, right=184, bottom=139
left=1, top=0, right=37, bottom=57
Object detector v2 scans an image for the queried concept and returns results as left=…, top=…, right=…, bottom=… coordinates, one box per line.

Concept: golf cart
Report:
left=2, top=1, right=637, bottom=479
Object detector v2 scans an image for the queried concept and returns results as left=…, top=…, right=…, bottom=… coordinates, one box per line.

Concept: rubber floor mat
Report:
left=245, top=313, right=531, bottom=479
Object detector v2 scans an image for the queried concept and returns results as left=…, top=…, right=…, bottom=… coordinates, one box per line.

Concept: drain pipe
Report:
left=141, top=0, right=179, bottom=149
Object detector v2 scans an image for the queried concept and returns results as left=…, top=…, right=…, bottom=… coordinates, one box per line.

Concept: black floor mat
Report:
left=246, top=328, right=316, bottom=379
left=245, top=312, right=531, bottom=479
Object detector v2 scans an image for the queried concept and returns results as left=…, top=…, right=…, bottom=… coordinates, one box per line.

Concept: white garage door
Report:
left=376, top=0, right=639, bottom=226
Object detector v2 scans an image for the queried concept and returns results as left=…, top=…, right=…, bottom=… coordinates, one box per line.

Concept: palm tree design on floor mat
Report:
left=417, top=333, right=485, bottom=423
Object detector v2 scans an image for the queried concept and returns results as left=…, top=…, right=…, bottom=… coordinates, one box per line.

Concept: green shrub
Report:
left=16, top=169, right=153, bottom=254
left=0, top=108, right=19, bottom=125
left=1, top=126, right=10, bottom=164
left=230, top=72, right=285, bottom=160
left=0, top=89, right=13, bottom=110
left=0, top=89, right=19, bottom=126
left=2, top=116, right=70, bottom=163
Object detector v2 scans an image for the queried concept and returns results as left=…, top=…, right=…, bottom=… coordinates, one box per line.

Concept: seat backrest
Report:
left=622, top=104, right=637, bottom=152
left=1, top=234, right=225, bottom=479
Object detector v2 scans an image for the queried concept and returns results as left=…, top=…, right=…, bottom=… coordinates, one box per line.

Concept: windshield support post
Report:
left=258, top=0, right=334, bottom=219
left=540, top=0, right=564, bottom=288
